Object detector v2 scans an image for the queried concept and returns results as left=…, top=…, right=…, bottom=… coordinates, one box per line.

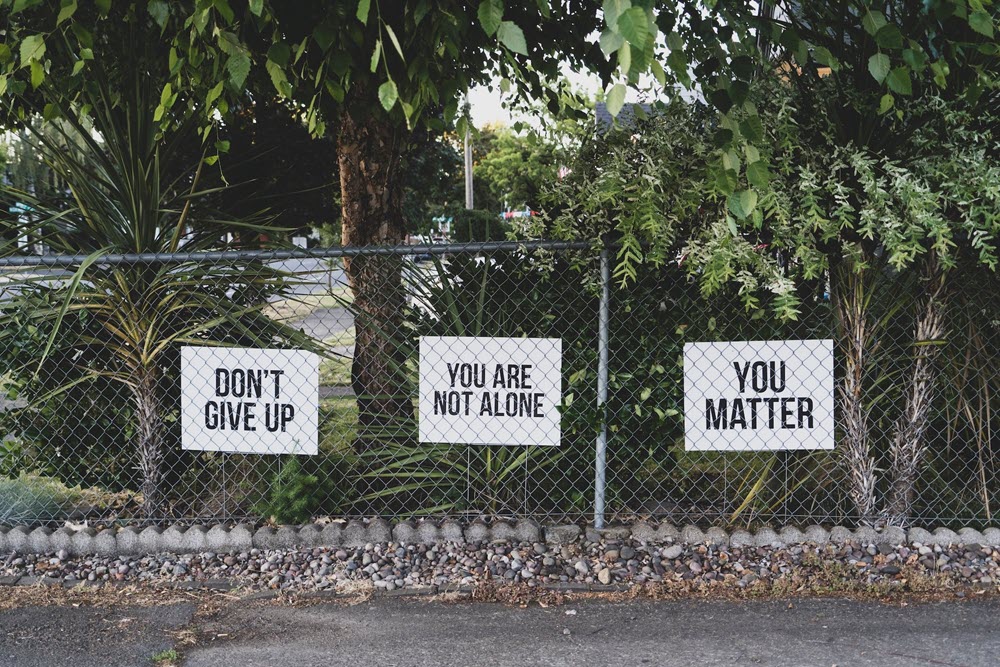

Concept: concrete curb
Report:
left=1, top=520, right=998, bottom=557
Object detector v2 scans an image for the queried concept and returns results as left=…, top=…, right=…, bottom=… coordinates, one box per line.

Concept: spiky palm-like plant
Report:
left=0, top=70, right=323, bottom=519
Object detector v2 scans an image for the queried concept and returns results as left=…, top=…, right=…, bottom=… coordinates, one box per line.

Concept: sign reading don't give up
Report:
left=419, top=336, right=562, bottom=446
left=683, top=339, right=834, bottom=452
left=181, top=347, right=318, bottom=455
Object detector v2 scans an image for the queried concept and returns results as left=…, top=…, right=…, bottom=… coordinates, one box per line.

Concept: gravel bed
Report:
left=2, top=538, right=998, bottom=595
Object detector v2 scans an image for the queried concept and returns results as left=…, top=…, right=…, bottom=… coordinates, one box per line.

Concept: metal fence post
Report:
left=594, top=243, right=610, bottom=529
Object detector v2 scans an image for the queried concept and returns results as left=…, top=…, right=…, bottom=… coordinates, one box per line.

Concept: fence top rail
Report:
left=0, top=240, right=594, bottom=268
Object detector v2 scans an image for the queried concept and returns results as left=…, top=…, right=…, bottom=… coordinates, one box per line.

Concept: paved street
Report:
left=3, top=597, right=998, bottom=666
left=0, top=601, right=195, bottom=667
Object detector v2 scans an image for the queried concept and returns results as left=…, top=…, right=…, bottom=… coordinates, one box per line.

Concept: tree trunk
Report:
left=134, top=365, right=166, bottom=519
left=831, top=263, right=879, bottom=523
left=884, top=256, right=947, bottom=525
left=338, top=100, right=414, bottom=449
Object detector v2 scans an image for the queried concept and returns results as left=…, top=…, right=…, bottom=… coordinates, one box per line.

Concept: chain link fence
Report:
left=0, top=241, right=997, bottom=529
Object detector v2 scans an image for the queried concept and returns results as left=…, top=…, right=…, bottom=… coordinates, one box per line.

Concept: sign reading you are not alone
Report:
left=683, top=339, right=835, bottom=451
left=418, top=336, right=562, bottom=446
left=181, top=347, right=318, bottom=455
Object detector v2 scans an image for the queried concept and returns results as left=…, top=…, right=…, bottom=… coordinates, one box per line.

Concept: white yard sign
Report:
left=683, top=339, right=834, bottom=452
left=181, top=347, right=318, bottom=455
left=419, top=336, right=562, bottom=446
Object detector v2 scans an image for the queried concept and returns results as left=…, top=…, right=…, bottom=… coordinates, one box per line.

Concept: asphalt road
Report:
left=5, top=596, right=992, bottom=667
left=179, top=597, right=1000, bottom=667
left=0, top=601, right=195, bottom=667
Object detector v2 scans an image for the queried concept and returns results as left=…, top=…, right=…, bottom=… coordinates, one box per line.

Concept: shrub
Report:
left=0, top=473, right=80, bottom=524
left=254, top=455, right=351, bottom=523
left=450, top=209, right=510, bottom=243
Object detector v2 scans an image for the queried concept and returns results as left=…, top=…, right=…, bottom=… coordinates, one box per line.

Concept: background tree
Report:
left=256, top=1, right=609, bottom=445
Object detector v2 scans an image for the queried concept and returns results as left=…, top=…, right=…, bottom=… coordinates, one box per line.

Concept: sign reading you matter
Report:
left=181, top=347, right=318, bottom=455
left=683, top=339, right=834, bottom=452
left=419, top=336, right=562, bottom=446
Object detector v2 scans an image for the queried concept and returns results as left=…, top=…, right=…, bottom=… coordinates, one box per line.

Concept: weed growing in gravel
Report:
left=151, top=649, right=179, bottom=665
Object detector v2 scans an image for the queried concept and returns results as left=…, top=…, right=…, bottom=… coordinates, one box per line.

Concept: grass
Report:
left=319, top=326, right=356, bottom=386
left=263, top=287, right=353, bottom=323
left=320, top=397, right=359, bottom=454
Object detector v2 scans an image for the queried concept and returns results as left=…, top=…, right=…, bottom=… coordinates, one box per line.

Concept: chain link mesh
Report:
left=0, top=241, right=996, bottom=529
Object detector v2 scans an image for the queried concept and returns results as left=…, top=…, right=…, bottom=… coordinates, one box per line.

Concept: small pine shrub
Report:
left=255, top=456, right=348, bottom=524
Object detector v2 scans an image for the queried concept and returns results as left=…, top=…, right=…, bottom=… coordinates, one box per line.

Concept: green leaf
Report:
left=868, top=53, right=890, bottom=83
left=29, top=59, right=44, bottom=89
left=878, top=92, right=894, bottom=114
left=266, top=59, right=292, bottom=97
left=57, top=0, right=78, bottom=25
left=721, top=148, right=741, bottom=174
left=603, top=0, right=629, bottom=27
left=267, top=42, right=290, bottom=68
left=812, top=45, right=839, bottom=71
left=249, top=0, right=263, bottom=16
left=716, top=168, right=737, bottom=195
left=600, top=28, right=625, bottom=56
left=887, top=66, right=912, bottom=95
left=930, top=60, right=949, bottom=88
left=356, top=0, right=371, bottom=24
left=738, top=115, right=763, bottom=142
left=227, top=52, right=251, bottom=88
left=605, top=82, right=626, bottom=117
left=497, top=21, right=527, bottom=55
left=19, top=35, right=46, bottom=68
left=862, top=10, right=887, bottom=36
left=12, top=0, right=43, bottom=14
left=384, top=23, right=405, bottom=61
left=875, top=24, right=903, bottom=49
left=160, top=82, right=173, bottom=106
left=666, top=50, right=689, bottom=85
left=205, top=80, right=224, bottom=108
left=970, top=10, right=994, bottom=37
left=902, top=47, right=927, bottom=70
left=147, top=0, right=168, bottom=28
left=617, top=6, right=649, bottom=48
left=370, top=42, right=381, bottom=72
left=728, top=189, right=757, bottom=219
left=726, top=216, right=739, bottom=237
left=378, top=79, right=398, bottom=111
left=746, top=161, right=771, bottom=189
left=477, top=0, right=503, bottom=37
left=214, top=0, right=234, bottom=23
left=95, top=0, right=111, bottom=15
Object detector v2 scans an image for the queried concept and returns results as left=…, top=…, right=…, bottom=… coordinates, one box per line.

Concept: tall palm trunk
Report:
left=337, top=98, right=414, bottom=449
left=134, top=364, right=166, bottom=518
left=884, top=256, right=947, bottom=525
left=832, top=263, right=878, bottom=522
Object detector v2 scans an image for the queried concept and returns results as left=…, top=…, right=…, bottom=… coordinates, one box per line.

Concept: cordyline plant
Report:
left=0, top=67, right=325, bottom=519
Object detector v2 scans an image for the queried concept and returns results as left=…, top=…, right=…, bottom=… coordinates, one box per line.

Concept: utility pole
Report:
left=464, top=126, right=474, bottom=210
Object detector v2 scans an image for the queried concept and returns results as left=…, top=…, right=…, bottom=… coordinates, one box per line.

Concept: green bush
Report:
left=450, top=209, right=510, bottom=243
left=0, top=473, right=80, bottom=524
left=254, top=455, right=351, bottom=523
